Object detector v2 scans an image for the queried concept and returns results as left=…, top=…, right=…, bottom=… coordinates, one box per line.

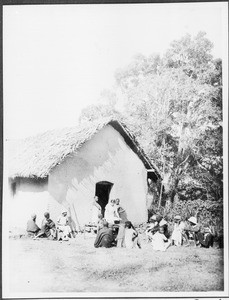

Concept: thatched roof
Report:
left=8, top=118, right=160, bottom=180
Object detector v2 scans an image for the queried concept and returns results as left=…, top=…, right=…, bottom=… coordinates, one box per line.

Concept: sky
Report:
left=3, top=2, right=228, bottom=140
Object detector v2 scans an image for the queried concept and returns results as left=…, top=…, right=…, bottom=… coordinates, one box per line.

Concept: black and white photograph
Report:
left=2, top=1, right=228, bottom=298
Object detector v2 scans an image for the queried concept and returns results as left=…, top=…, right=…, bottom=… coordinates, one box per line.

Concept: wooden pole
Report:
left=72, top=203, right=81, bottom=232
left=158, top=137, right=165, bottom=208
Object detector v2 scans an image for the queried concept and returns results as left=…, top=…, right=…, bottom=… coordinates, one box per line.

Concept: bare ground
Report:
left=8, top=234, right=224, bottom=294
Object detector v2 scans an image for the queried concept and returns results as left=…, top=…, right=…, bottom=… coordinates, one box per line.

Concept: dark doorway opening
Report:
left=95, top=181, right=113, bottom=217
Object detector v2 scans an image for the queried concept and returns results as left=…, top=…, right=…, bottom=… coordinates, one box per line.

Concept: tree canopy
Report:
left=79, top=32, right=223, bottom=224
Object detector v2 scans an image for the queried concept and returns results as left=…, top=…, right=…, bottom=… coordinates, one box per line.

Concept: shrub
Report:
left=148, top=198, right=223, bottom=234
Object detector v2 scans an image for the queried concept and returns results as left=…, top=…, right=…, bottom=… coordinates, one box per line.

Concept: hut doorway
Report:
left=95, top=181, right=113, bottom=216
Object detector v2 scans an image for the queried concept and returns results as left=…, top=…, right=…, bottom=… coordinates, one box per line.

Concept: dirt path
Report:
left=6, top=235, right=224, bottom=294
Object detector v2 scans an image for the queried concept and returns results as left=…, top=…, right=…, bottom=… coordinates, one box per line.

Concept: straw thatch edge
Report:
left=8, top=118, right=160, bottom=180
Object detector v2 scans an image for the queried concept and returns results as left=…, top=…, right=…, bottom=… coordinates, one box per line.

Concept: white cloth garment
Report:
left=151, top=231, right=170, bottom=251
left=171, top=221, right=185, bottom=246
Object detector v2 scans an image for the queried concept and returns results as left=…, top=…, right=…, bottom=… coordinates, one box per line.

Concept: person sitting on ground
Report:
left=151, top=226, right=171, bottom=252
left=145, top=215, right=159, bottom=242
left=94, top=220, right=115, bottom=248
left=91, top=196, right=102, bottom=225
left=26, top=213, right=40, bottom=237
left=57, top=210, right=73, bottom=241
left=124, top=221, right=141, bottom=249
left=159, top=218, right=170, bottom=239
left=171, top=215, right=186, bottom=246
left=34, top=212, right=56, bottom=239
left=197, top=226, right=214, bottom=248
left=184, top=216, right=201, bottom=246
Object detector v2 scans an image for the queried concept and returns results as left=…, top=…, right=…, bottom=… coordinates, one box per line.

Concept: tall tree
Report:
left=78, top=32, right=223, bottom=208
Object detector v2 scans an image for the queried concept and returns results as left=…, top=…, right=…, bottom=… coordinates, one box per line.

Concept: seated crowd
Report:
left=26, top=196, right=222, bottom=250
left=146, top=214, right=215, bottom=251
left=26, top=209, right=72, bottom=241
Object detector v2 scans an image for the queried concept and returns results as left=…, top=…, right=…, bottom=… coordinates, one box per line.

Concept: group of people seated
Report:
left=92, top=197, right=141, bottom=249
left=26, top=196, right=221, bottom=251
left=26, top=210, right=73, bottom=241
left=92, top=198, right=216, bottom=250
left=94, top=219, right=141, bottom=249
left=145, top=214, right=215, bottom=251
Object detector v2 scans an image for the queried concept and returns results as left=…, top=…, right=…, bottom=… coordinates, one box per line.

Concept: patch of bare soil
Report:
left=6, top=234, right=224, bottom=294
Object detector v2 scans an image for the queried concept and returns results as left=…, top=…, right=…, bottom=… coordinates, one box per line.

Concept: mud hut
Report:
left=7, top=118, right=160, bottom=232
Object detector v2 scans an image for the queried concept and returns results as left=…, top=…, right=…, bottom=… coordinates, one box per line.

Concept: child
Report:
left=151, top=226, right=171, bottom=252
left=97, top=213, right=104, bottom=232
left=171, top=215, right=185, bottom=246
left=145, top=215, right=159, bottom=242
left=124, top=221, right=141, bottom=249
left=116, top=222, right=125, bottom=247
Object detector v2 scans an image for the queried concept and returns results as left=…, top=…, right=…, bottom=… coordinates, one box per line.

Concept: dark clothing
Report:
left=94, top=227, right=114, bottom=248
left=162, top=224, right=170, bottom=239
left=39, top=218, right=55, bottom=237
left=185, top=223, right=200, bottom=244
left=197, top=232, right=214, bottom=248
left=117, top=206, right=128, bottom=223
left=217, top=234, right=224, bottom=248
left=148, top=224, right=159, bottom=235
left=148, top=223, right=169, bottom=238
left=26, top=219, right=40, bottom=236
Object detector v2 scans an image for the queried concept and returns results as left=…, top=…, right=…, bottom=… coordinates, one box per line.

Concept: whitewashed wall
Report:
left=49, top=125, right=148, bottom=227
left=8, top=179, right=65, bottom=234
left=8, top=125, right=149, bottom=233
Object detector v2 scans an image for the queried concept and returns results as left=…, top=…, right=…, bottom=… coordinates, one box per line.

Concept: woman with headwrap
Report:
left=26, top=213, right=40, bottom=237
left=94, top=220, right=114, bottom=248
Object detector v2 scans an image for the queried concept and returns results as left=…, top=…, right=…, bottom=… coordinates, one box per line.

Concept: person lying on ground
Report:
left=94, top=220, right=115, bottom=248
left=34, top=212, right=56, bottom=239
left=145, top=215, right=159, bottom=242
left=197, top=227, right=214, bottom=248
left=184, top=216, right=200, bottom=246
left=171, top=215, right=185, bottom=246
left=124, top=221, right=141, bottom=249
left=151, top=226, right=171, bottom=252
left=57, top=210, right=73, bottom=241
left=26, top=213, right=40, bottom=237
